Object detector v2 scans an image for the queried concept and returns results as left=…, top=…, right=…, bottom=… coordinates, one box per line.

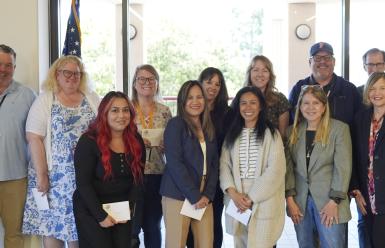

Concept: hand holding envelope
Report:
left=102, top=201, right=131, bottom=224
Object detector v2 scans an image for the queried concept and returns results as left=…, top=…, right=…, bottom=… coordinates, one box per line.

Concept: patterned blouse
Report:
left=266, top=92, right=291, bottom=129
left=134, top=102, right=172, bottom=174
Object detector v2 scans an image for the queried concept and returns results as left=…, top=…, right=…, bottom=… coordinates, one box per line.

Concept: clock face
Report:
left=129, top=24, right=137, bottom=40
left=295, top=24, right=311, bottom=40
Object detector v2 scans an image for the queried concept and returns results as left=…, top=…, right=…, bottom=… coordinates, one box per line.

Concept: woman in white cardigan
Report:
left=220, top=86, right=286, bottom=248
left=22, top=55, right=100, bottom=248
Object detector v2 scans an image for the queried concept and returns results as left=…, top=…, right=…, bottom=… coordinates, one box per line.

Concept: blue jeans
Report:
left=132, top=174, right=163, bottom=248
left=294, top=195, right=346, bottom=248
left=357, top=205, right=372, bottom=248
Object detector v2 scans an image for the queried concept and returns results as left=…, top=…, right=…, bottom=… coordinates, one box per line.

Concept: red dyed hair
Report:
left=86, top=91, right=143, bottom=183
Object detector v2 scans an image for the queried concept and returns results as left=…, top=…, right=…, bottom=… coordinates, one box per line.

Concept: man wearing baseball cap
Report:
left=288, top=41, right=361, bottom=128
left=287, top=41, right=361, bottom=248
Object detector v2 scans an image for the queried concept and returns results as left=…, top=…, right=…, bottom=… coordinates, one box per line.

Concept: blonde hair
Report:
left=245, top=55, right=278, bottom=106
left=363, top=72, right=385, bottom=106
left=42, top=55, right=91, bottom=93
left=131, top=64, right=160, bottom=103
left=289, top=86, right=331, bottom=146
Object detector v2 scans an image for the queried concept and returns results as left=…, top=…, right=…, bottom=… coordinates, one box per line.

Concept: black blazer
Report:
left=351, top=107, right=385, bottom=214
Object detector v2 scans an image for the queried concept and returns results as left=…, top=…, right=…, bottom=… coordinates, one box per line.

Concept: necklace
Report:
left=305, top=130, right=316, bottom=159
left=135, top=103, right=155, bottom=129
left=306, top=143, right=315, bottom=158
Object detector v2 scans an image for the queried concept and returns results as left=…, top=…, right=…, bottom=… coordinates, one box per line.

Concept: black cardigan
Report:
left=351, top=107, right=385, bottom=214
left=73, top=133, right=145, bottom=222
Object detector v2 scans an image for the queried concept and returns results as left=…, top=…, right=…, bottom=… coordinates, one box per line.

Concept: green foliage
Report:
left=147, top=8, right=264, bottom=98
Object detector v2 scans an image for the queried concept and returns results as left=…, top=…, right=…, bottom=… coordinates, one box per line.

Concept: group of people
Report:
left=1, top=41, right=385, bottom=248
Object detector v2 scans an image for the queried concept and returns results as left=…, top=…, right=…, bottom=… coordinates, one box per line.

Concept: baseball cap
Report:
left=310, top=42, right=334, bottom=56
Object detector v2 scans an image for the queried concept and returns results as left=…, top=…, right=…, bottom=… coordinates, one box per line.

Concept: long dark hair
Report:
left=198, top=67, right=229, bottom=116
left=177, top=80, right=215, bottom=141
left=85, top=91, right=143, bottom=183
left=225, top=86, right=275, bottom=147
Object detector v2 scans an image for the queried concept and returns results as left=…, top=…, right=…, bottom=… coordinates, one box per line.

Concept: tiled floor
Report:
left=0, top=201, right=360, bottom=247
left=139, top=201, right=360, bottom=248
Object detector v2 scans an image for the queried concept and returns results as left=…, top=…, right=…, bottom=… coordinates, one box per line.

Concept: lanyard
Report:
left=0, top=94, right=7, bottom=108
left=135, top=103, right=154, bottom=129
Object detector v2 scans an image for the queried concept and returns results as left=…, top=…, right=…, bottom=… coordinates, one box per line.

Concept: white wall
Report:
left=2, top=0, right=49, bottom=92
left=288, top=2, right=315, bottom=90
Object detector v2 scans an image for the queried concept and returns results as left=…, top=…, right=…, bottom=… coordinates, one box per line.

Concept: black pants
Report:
left=73, top=195, right=132, bottom=248
left=365, top=212, right=385, bottom=248
left=132, top=174, right=163, bottom=248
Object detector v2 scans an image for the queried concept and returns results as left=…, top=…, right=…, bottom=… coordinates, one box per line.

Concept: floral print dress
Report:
left=22, top=97, right=95, bottom=241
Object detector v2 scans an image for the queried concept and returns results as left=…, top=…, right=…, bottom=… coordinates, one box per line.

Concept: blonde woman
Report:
left=22, top=55, right=99, bottom=248
left=350, top=72, right=385, bottom=247
left=245, top=55, right=290, bottom=137
left=285, top=85, right=352, bottom=248
left=130, top=64, right=172, bottom=248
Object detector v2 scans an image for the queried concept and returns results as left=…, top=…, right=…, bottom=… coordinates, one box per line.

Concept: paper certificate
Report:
left=225, top=199, right=252, bottom=226
left=32, top=188, right=49, bottom=210
left=141, top=128, right=164, bottom=147
left=180, top=199, right=206, bottom=221
left=102, top=201, right=131, bottom=221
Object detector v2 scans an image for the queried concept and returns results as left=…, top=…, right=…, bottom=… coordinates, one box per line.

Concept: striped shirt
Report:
left=239, top=128, right=261, bottom=179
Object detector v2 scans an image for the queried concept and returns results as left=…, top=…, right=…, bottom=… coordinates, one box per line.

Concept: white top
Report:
left=26, top=91, right=100, bottom=170
left=200, top=141, right=207, bottom=176
left=239, top=128, right=261, bottom=179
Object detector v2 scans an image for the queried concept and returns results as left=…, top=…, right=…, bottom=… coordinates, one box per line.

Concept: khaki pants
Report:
left=0, top=178, right=27, bottom=248
left=162, top=196, right=213, bottom=248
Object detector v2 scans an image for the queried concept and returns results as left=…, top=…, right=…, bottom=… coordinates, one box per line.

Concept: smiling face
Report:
left=107, top=97, right=131, bottom=135
left=368, top=78, right=385, bottom=109
left=250, top=60, right=270, bottom=92
left=364, top=52, right=385, bottom=75
left=310, top=51, right=335, bottom=85
left=185, top=85, right=205, bottom=121
left=56, top=62, right=81, bottom=94
left=300, top=92, right=326, bottom=127
left=239, top=92, right=261, bottom=128
left=0, top=51, right=16, bottom=87
left=202, top=74, right=221, bottom=103
left=134, top=69, right=158, bottom=99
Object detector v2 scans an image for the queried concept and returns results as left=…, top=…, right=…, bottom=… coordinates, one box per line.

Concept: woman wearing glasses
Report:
left=130, top=64, right=172, bottom=248
left=245, top=55, right=290, bottom=138
left=285, top=85, right=352, bottom=248
left=22, top=55, right=100, bottom=247
left=350, top=72, right=385, bottom=247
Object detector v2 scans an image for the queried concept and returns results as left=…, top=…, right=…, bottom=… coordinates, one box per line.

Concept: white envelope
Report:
left=32, top=188, right=49, bottom=210
left=225, top=199, right=252, bottom=226
left=102, top=201, right=131, bottom=221
left=180, top=199, right=206, bottom=221
left=141, top=128, right=164, bottom=147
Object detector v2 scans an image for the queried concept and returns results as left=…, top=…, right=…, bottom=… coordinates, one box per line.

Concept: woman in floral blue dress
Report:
left=22, top=55, right=100, bottom=248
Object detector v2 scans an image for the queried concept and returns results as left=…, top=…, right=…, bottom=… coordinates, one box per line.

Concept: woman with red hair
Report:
left=72, top=91, right=145, bottom=248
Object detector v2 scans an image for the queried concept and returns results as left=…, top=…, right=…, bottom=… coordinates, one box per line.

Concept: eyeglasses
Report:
left=58, top=70, right=82, bottom=79
left=310, top=55, right=334, bottom=63
left=365, top=62, right=385, bottom=68
left=136, top=77, right=157, bottom=85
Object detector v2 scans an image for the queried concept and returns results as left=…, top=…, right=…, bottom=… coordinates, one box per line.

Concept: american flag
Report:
left=62, top=0, right=81, bottom=57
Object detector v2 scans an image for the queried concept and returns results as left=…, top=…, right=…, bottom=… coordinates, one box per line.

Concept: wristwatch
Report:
left=330, top=197, right=341, bottom=204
